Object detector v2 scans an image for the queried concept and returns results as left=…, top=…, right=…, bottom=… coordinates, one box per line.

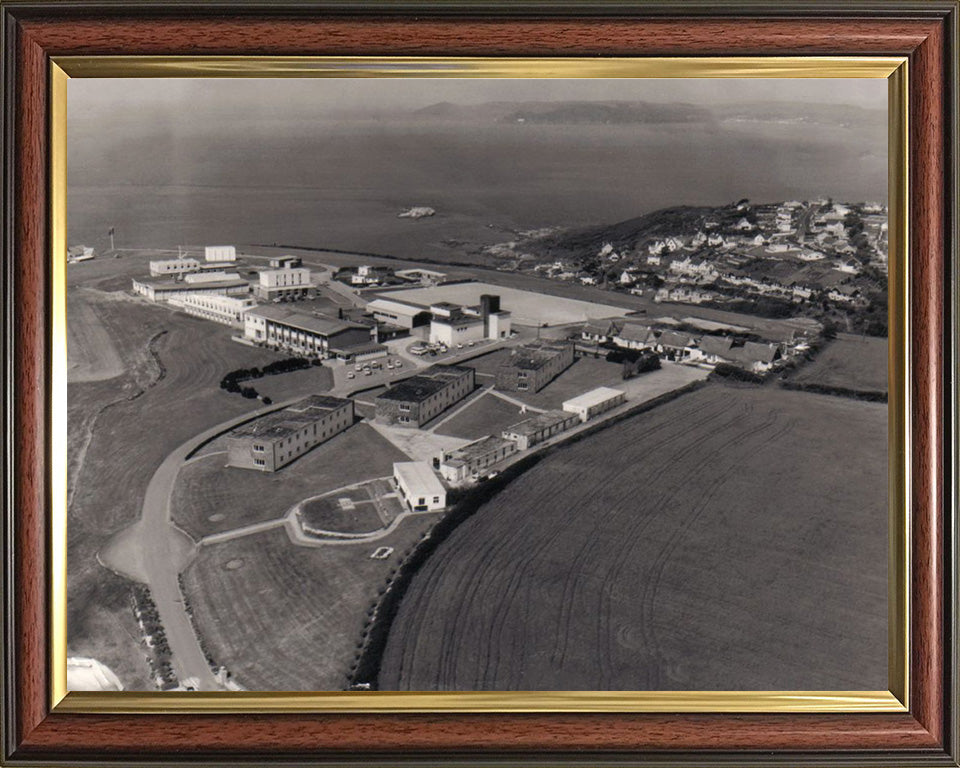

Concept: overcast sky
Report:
left=69, top=77, right=887, bottom=117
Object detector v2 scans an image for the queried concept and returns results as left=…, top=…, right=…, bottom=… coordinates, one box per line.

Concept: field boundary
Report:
left=780, top=380, right=888, bottom=403
left=349, top=378, right=708, bottom=689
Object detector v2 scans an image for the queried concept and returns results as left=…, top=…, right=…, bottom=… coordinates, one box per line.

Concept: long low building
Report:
left=132, top=276, right=250, bottom=302
left=393, top=461, right=447, bottom=512
left=563, top=387, right=626, bottom=423
left=375, top=364, right=475, bottom=428
left=149, top=257, right=200, bottom=277
left=168, top=293, right=257, bottom=327
left=501, top=409, right=580, bottom=451
left=226, top=395, right=354, bottom=472
left=366, top=297, right=432, bottom=329
left=243, top=305, right=373, bottom=359
left=438, top=435, right=517, bottom=483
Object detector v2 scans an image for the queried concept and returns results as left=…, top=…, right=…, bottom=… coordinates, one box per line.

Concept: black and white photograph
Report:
left=65, top=76, right=889, bottom=694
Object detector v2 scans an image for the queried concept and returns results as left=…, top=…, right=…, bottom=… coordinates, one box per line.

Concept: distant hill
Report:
left=522, top=205, right=718, bottom=261
left=408, top=99, right=883, bottom=127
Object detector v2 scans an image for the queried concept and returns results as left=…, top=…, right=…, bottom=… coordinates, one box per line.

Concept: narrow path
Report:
left=200, top=518, right=286, bottom=545
left=487, top=389, right=547, bottom=413
left=99, top=394, right=308, bottom=691
left=427, top=386, right=492, bottom=433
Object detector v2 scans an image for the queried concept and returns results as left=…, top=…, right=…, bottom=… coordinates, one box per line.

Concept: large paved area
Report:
left=376, top=282, right=632, bottom=326
left=379, top=383, right=888, bottom=691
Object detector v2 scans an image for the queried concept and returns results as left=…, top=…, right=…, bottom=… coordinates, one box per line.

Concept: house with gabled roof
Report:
left=656, top=330, right=698, bottom=361
left=612, top=322, right=656, bottom=351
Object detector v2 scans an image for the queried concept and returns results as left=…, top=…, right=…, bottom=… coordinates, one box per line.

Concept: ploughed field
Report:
left=379, top=383, right=888, bottom=691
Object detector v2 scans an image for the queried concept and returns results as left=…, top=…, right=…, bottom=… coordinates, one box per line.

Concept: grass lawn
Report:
left=791, top=333, right=887, bottom=393
left=300, top=497, right=385, bottom=534
left=171, top=423, right=408, bottom=540
left=511, top=355, right=625, bottom=410
left=435, top=392, right=527, bottom=441
left=181, top=516, right=438, bottom=691
left=381, top=383, right=888, bottom=692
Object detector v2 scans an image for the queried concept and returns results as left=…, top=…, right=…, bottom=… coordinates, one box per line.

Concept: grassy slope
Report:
left=791, top=333, right=888, bottom=392
left=379, top=383, right=887, bottom=691
left=68, top=294, right=287, bottom=688
left=181, top=518, right=437, bottom=691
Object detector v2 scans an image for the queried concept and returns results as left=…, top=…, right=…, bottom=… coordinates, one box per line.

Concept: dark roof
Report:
left=699, top=335, right=734, bottom=357
left=501, top=341, right=570, bottom=371
left=658, top=330, right=696, bottom=349
left=616, top=323, right=654, bottom=343
left=503, top=410, right=576, bottom=437
left=377, top=364, right=473, bottom=403
left=729, top=342, right=780, bottom=365
left=582, top=319, right=624, bottom=337
left=246, top=305, right=367, bottom=337
left=230, top=395, right=353, bottom=440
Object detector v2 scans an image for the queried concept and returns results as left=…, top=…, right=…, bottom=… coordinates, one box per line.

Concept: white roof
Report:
left=367, top=297, right=428, bottom=316
left=563, top=387, right=625, bottom=410
left=393, top=461, right=446, bottom=495
left=67, top=657, right=124, bottom=691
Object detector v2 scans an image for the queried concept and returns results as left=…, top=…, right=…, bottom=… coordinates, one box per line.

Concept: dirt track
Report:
left=379, top=384, right=888, bottom=691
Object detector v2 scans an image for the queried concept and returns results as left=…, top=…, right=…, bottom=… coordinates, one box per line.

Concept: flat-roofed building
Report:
left=501, top=409, right=580, bottom=451
left=257, top=266, right=312, bottom=300
left=496, top=340, right=574, bottom=393
left=395, top=267, right=447, bottom=284
left=563, top=387, right=626, bottom=423
left=183, top=270, right=242, bottom=284
left=269, top=255, right=302, bottom=268
left=225, top=395, right=354, bottom=472
left=205, top=245, right=237, bottom=262
left=169, top=293, right=257, bottom=327
left=393, top=461, right=447, bottom=512
left=429, top=294, right=511, bottom=346
left=149, top=257, right=200, bottom=277
left=375, top=364, right=475, bottom=427
left=438, top=436, right=517, bottom=484
left=366, top=297, right=432, bottom=329
left=243, top=305, right=373, bottom=359
left=132, top=276, right=250, bottom=302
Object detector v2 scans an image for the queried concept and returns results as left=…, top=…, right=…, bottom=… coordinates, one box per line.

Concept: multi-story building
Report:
left=131, top=276, right=250, bottom=302
left=243, top=305, right=373, bottom=359
left=375, top=365, right=475, bottom=428
left=562, top=387, right=626, bottom=423
left=169, top=293, right=257, bottom=327
left=495, top=340, right=574, bottom=393
left=204, top=245, right=236, bottom=262
left=256, top=266, right=312, bottom=300
left=149, top=257, right=200, bottom=277
left=429, top=294, right=511, bottom=346
left=225, top=395, right=354, bottom=472
left=393, top=461, right=447, bottom=512
left=438, top=436, right=517, bottom=484
left=501, top=410, right=580, bottom=451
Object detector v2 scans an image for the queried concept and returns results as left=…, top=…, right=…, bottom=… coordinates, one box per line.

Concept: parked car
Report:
left=347, top=372, right=355, bottom=379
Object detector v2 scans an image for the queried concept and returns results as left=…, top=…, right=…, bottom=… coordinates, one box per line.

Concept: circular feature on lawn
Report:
left=224, top=559, right=244, bottom=571
left=299, top=494, right=385, bottom=534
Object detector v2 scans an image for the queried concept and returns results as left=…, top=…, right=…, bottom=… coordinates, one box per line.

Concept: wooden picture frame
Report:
left=1, top=1, right=957, bottom=765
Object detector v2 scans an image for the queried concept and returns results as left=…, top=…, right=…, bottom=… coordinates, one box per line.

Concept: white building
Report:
left=393, top=461, right=447, bottom=512
left=429, top=296, right=511, bottom=346
left=169, top=293, right=257, bottom=327
left=563, top=387, right=626, bottom=423
left=149, top=258, right=200, bottom=277
left=132, top=276, right=250, bottom=302
left=257, top=266, right=312, bottom=299
left=204, top=245, right=237, bottom=262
